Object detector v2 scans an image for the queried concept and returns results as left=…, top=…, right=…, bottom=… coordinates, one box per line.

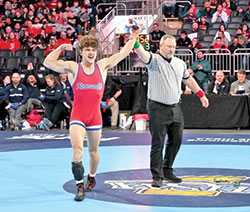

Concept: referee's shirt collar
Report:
left=159, top=53, right=172, bottom=63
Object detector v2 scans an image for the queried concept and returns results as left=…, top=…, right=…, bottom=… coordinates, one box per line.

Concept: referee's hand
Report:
left=200, top=96, right=209, bottom=108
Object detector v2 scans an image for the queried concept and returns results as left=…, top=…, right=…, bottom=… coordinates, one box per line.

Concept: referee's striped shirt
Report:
left=146, top=53, right=190, bottom=105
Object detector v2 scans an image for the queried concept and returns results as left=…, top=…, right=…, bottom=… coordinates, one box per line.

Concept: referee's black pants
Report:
left=147, top=99, right=184, bottom=180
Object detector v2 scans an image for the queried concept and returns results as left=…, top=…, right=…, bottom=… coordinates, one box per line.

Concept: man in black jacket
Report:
left=208, top=71, right=230, bottom=94
left=5, top=72, right=28, bottom=130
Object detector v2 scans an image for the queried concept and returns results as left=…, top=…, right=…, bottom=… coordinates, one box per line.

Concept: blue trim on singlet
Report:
left=80, top=63, right=95, bottom=76
left=96, top=63, right=105, bottom=84
left=71, top=64, right=80, bottom=87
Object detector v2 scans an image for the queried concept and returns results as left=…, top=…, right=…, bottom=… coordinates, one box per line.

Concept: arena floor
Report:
left=0, top=128, right=250, bottom=212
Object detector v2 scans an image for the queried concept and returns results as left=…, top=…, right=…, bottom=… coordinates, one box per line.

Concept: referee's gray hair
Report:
left=160, top=35, right=176, bottom=45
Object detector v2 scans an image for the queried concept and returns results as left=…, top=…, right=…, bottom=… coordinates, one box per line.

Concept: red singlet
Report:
left=70, top=63, right=104, bottom=130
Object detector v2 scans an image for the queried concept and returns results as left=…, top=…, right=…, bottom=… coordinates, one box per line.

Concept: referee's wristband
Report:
left=196, top=90, right=205, bottom=98
left=133, top=40, right=140, bottom=49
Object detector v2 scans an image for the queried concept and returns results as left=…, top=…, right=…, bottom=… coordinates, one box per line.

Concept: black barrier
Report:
left=181, top=94, right=250, bottom=129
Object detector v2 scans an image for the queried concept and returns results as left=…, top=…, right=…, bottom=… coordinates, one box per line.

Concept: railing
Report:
left=109, top=48, right=250, bottom=75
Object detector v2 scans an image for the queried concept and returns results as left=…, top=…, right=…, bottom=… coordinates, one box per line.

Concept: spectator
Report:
left=242, top=24, right=250, bottom=39
left=45, top=38, right=58, bottom=56
left=211, top=37, right=228, bottom=53
left=189, top=37, right=203, bottom=53
left=198, top=15, right=210, bottom=31
left=12, top=9, right=24, bottom=25
left=208, top=70, right=230, bottom=94
left=56, top=1, right=65, bottom=13
left=22, top=36, right=38, bottom=55
left=5, top=31, right=21, bottom=52
left=211, top=4, right=228, bottom=24
left=39, top=74, right=67, bottom=130
left=13, top=22, right=23, bottom=39
left=35, top=29, right=49, bottom=49
left=58, top=18, right=75, bottom=33
left=78, top=6, right=90, bottom=34
left=177, top=30, right=192, bottom=48
left=59, top=72, right=73, bottom=113
left=222, top=1, right=231, bottom=18
left=182, top=4, right=201, bottom=22
left=24, top=63, right=43, bottom=113
left=70, top=0, right=81, bottom=15
left=2, top=25, right=12, bottom=41
left=213, top=30, right=229, bottom=46
left=228, top=37, right=244, bottom=54
left=189, top=50, right=212, bottom=93
left=5, top=72, right=28, bottom=131
left=0, top=75, right=10, bottom=130
left=149, top=23, right=166, bottom=53
left=57, top=31, right=72, bottom=47
left=73, top=33, right=83, bottom=48
left=47, top=25, right=59, bottom=40
left=26, top=20, right=40, bottom=38
left=230, top=70, right=250, bottom=94
left=66, top=27, right=77, bottom=44
left=234, top=7, right=250, bottom=22
left=67, top=10, right=81, bottom=34
left=176, top=0, right=192, bottom=17
left=86, top=0, right=99, bottom=30
left=236, top=28, right=248, bottom=47
left=214, top=24, right=231, bottom=43
left=101, top=77, right=122, bottom=130
left=4, top=1, right=12, bottom=17
left=187, top=22, right=203, bottom=41
left=162, top=0, right=176, bottom=18
left=0, top=37, right=5, bottom=49
left=201, top=1, right=216, bottom=19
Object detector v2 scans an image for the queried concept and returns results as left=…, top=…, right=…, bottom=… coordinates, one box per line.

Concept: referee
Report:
left=133, top=34, right=209, bottom=187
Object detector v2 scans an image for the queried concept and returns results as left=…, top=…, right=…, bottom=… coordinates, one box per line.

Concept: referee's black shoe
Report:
left=151, top=179, right=163, bottom=187
left=164, top=170, right=182, bottom=183
left=74, top=183, right=85, bottom=201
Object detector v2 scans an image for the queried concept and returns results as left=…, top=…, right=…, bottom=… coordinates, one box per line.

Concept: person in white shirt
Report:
left=211, top=5, right=228, bottom=24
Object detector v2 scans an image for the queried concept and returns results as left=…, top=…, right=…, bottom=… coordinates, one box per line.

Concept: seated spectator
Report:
left=22, top=36, right=38, bottom=55
left=78, top=6, right=90, bottom=34
left=242, top=24, right=250, bottom=39
left=176, top=0, right=192, bottom=17
left=176, top=30, right=192, bottom=48
left=70, top=0, right=81, bottom=15
left=224, top=0, right=237, bottom=12
left=189, top=50, right=212, bottom=93
left=39, top=74, right=67, bottom=130
left=182, top=4, right=201, bottom=22
left=188, top=22, right=204, bottom=41
left=86, top=0, right=99, bottom=30
left=58, top=18, right=75, bottom=33
left=210, top=0, right=218, bottom=10
left=228, top=37, right=244, bottom=54
left=66, top=27, right=77, bottom=44
left=35, top=29, right=49, bottom=49
left=57, top=31, right=72, bottom=47
left=162, top=0, right=176, bottom=18
left=230, top=70, right=250, bottom=94
left=208, top=70, right=230, bottom=94
left=210, top=37, right=228, bottom=53
left=236, top=28, right=248, bottom=47
left=47, top=25, right=59, bottom=40
left=5, top=31, right=21, bottom=52
left=45, top=38, right=58, bottom=56
left=101, top=77, right=122, bottom=130
left=149, top=23, right=166, bottom=53
left=188, top=37, right=203, bottom=53
left=214, top=24, right=231, bottom=43
left=201, top=1, right=216, bottom=19
left=67, top=10, right=82, bottom=34
left=26, top=20, right=40, bottom=38
left=0, top=75, right=10, bottom=130
left=198, top=15, right=210, bottom=31
left=222, top=1, right=231, bottom=18
left=211, top=4, right=228, bottom=24
left=213, top=30, right=229, bottom=46
left=234, top=7, right=250, bottom=22
left=24, top=63, right=44, bottom=113
left=5, top=72, right=28, bottom=131
left=59, top=72, right=73, bottom=111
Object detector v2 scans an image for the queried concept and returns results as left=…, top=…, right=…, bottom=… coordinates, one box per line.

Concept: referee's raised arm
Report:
left=133, top=41, right=151, bottom=64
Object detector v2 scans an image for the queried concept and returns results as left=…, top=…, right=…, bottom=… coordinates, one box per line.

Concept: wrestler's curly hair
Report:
left=78, top=35, right=98, bottom=52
